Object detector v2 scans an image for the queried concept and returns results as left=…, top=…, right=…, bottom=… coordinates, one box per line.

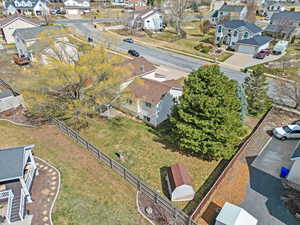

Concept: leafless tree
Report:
left=169, top=0, right=190, bottom=37
left=277, top=76, right=300, bottom=109
left=246, top=0, right=257, bottom=23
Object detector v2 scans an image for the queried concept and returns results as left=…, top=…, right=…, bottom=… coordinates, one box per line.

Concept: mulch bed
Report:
left=195, top=107, right=300, bottom=225
left=0, top=106, right=32, bottom=125
left=137, top=192, right=184, bottom=225
left=27, top=158, right=60, bottom=225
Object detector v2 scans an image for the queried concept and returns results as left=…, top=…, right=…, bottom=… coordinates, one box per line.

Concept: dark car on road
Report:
left=123, top=38, right=134, bottom=43
left=128, top=49, right=140, bottom=57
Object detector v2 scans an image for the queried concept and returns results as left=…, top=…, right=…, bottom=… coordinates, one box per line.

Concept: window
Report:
left=216, top=37, right=220, bottom=41
left=145, top=102, right=152, bottom=108
left=220, top=11, right=223, bottom=15
left=234, top=31, right=238, bottom=37
left=232, top=42, right=235, bottom=45
left=244, top=32, right=249, bottom=39
left=143, top=115, right=150, bottom=122
left=218, top=26, right=222, bottom=33
left=127, top=99, right=133, bottom=104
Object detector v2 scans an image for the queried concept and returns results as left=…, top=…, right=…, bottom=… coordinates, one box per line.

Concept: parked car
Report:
left=273, top=40, right=288, bottom=55
left=254, top=51, right=267, bottom=59
left=128, top=49, right=140, bottom=57
left=88, top=37, right=93, bottom=42
left=273, top=124, right=300, bottom=140
left=123, top=38, right=134, bottom=43
left=260, top=49, right=272, bottom=56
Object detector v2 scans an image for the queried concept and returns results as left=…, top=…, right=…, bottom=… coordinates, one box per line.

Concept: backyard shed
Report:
left=215, top=202, right=257, bottom=225
left=166, top=163, right=195, bottom=201
left=287, top=142, right=300, bottom=190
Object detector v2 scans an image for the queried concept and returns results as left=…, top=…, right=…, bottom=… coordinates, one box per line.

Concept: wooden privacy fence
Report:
left=51, top=117, right=199, bottom=225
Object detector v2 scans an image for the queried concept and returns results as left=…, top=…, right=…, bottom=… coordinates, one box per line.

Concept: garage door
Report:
left=67, top=9, right=79, bottom=15
left=238, top=45, right=256, bottom=54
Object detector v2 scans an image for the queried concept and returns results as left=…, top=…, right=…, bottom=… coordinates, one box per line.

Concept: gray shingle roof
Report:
left=264, top=24, right=296, bottom=33
left=0, top=90, right=14, bottom=99
left=237, top=35, right=271, bottom=46
left=291, top=142, right=300, bottom=160
left=222, top=20, right=262, bottom=33
left=13, top=25, right=62, bottom=40
left=4, top=0, right=46, bottom=9
left=271, top=11, right=300, bottom=22
left=219, top=4, right=245, bottom=13
left=0, top=146, right=26, bottom=182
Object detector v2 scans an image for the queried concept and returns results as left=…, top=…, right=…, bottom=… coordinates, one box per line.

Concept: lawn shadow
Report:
left=183, top=160, right=228, bottom=215
left=160, top=166, right=171, bottom=199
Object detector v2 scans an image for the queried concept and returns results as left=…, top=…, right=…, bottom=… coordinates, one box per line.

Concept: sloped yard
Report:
left=0, top=121, right=148, bottom=225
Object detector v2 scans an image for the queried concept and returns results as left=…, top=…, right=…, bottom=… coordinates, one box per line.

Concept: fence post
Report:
left=173, top=207, right=177, bottom=225
left=123, top=168, right=126, bottom=179
left=97, top=150, right=100, bottom=159
left=154, top=192, right=158, bottom=204
left=137, top=180, right=141, bottom=191
left=109, top=158, right=113, bottom=168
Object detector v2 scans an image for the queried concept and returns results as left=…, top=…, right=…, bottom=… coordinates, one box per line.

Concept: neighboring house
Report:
left=215, top=202, right=258, bottom=225
left=63, top=0, right=91, bottom=15
left=0, top=145, right=38, bottom=223
left=286, top=142, right=300, bottom=191
left=0, top=86, right=25, bottom=113
left=111, top=0, right=146, bottom=9
left=236, top=35, right=271, bottom=54
left=13, top=25, right=77, bottom=63
left=2, top=0, right=49, bottom=16
left=166, top=163, right=195, bottom=202
left=124, top=77, right=182, bottom=126
left=129, top=9, right=163, bottom=31
left=215, top=20, right=263, bottom=47
left=211, top=4, right=247, bottom=25
left=264, top=11, right=300, bottom=39
left=0, top=14, right=40, bottom=44
left=260, top=1, right=286, bottom=17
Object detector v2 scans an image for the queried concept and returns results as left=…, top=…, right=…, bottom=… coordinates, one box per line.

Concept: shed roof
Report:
left=222, top=20, right=262, bottom=33
left=219, top=4, right=245, bottom=13
left=13, top=25, right=62, bottom=40
left=128, top=78, right=181, bottom=104
left=271, top=11, right=300, bottom=22
left=167, top=163, right=193, bottom=191
left=0, top=14, right=41, bottom=28
left=0, top=146, right=28, bottom=182
left=216, top=202, right=257, bottom=225
left=0, top=90, right=14, bottom=99
left=237, top=35, right=271, bottom=46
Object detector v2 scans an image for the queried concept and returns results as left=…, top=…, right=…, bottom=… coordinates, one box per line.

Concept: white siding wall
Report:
left=172, top=185, right=195, bottom=201
left=143, top=12, right=163, bottom=31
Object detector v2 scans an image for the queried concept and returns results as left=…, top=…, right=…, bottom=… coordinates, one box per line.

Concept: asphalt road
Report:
left=70, top=23, right=296, bottom=107
left=55, top=18, right=122, bottom=25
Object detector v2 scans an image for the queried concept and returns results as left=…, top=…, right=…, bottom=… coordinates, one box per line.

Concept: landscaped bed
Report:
left=0, top=121, right=148, bottom=225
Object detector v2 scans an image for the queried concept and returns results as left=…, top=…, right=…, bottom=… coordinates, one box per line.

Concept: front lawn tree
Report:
left=169, top=65, right=243, bottom=160
left=244, top=67, right=271, bottom=116
left=169, top=0, right=190, bottom=37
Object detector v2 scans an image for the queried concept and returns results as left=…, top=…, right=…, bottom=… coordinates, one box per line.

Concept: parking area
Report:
left=223, top=52, right=283, bottom=69
left=242, top=138, right=299, bottom=225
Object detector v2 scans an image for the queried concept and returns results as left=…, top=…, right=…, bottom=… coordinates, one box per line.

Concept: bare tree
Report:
left=246, top=0, right=257, bottom=23
left=277, top=76, right=300, bottom=109
left=169, top=0, right=190, bottom=37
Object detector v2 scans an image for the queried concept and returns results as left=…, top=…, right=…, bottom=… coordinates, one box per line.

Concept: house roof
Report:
left=219, top=4, right=245, bottom=13
left=264, top=24, right=296, bottom=34
left=13, top=25, right=62, bottom=40
left=0, top=14, right=41, bottom=28
left=237, top=35, right=271, bottom=46
left=222, top=20, right=262, bottom=33
left=4, top=0, right=46, bottom=9
left=291, top=142, right=300, bottom=160
left=117, top=57, right=157, bottom=78
left=0, top=89, right=14, bottom=99
left=167, top=163, right=193, bottom=191
left=216, top=202, right=258, bottom=225
left=0, top=146, right=28, bottom=182
left=128, top=78, right=181, bottom=104
left=271, top=11, right=300, bottom=22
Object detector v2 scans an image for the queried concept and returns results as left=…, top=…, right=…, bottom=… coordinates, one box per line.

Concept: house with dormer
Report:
left=3, top=0, right=49, bottom=16
left=0, top=145, right=38, bottom=224
left=63, top=0, right=91, bottom=15
left=211, top=4, right=247, bottom=25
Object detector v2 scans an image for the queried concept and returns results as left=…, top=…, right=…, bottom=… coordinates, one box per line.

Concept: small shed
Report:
left=166, top=163, right=195, bottom=201
left=215, top=202, right=257, bottom=225
left=287, top=142, right=300, bottom=190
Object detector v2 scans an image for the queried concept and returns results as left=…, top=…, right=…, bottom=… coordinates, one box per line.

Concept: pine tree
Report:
left=244, top=67, right=271, bottom=116
left=169, top=65, right=243, bottom=160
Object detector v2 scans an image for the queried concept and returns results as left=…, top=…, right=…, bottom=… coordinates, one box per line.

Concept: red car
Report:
left=260, top=49, right=272, bottom=56
left=255, top=49, right=271, bottom=59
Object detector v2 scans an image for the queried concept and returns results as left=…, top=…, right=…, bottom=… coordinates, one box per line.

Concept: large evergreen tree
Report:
left=244, top=67, right=271, bottom=116
left=169, top=65, right=243, bottom=160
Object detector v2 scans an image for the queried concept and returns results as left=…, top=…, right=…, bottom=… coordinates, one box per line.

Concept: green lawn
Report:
left=0, top=121, right=148, bottom=225
left=80, top=117, right=220, bottom=209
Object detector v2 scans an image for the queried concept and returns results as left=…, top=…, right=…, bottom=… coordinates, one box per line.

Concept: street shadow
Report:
left=160, top=166, right=171, bottom=199
left=245, top=156, right=298, bottom=225
left=201, top=202, right=221, bottom=225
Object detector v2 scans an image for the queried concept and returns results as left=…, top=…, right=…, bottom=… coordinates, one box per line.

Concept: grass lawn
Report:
left=0, top=121, right=148, bottom=225
left=79, top=116, right=220, bottom=209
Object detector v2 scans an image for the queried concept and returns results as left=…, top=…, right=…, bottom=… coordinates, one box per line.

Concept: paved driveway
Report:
left=224, top=52, right=282, bottom=69
left=241, top=138, right=299, bottom=225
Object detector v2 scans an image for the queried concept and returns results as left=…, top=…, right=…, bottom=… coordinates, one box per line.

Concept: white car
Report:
left=273, top=124, right=300, bottom=140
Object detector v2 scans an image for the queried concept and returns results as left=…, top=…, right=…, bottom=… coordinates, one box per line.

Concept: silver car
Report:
left=273, top=124, right=300, bottom=140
